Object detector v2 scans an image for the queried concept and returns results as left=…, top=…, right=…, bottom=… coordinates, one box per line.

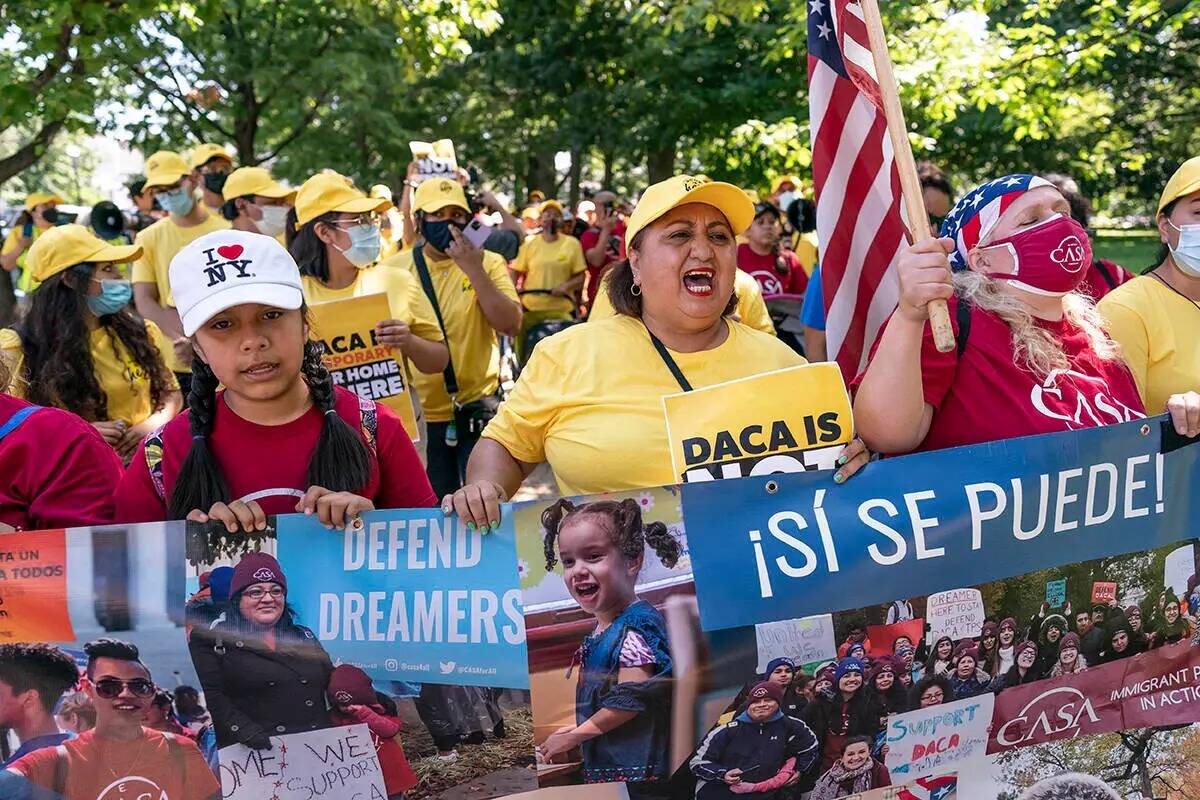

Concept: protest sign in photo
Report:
left=408, top=139, right=458, bottom=184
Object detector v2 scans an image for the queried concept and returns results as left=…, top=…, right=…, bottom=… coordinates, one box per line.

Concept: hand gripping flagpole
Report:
left=859, top=0, right=956, bottom=353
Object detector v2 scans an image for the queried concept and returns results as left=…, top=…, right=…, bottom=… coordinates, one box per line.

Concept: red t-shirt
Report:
left=1081, top=258, right=1133, bottom=302
left=0, top=395, right=122, bottom=531
left=856, top=297, right=1145, bottom=453
left=579, top=221, right=627, bottom=309
left=7, top=727, right=220, bottom=800
left=737, top=243, right=809, bottom=296
left=115, top=387, right=436, bottom=522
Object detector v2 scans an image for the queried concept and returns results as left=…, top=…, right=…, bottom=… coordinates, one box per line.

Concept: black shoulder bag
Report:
left=412, top=245, right=501, bottom=439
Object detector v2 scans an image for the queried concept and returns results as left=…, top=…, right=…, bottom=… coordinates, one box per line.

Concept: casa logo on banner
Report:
left=309, top=293, right=420, bottom=442
left=662, top=363, right=852, bottom=483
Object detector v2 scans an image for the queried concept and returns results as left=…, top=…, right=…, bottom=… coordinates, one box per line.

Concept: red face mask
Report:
left=980, top=213, right=1092, bottom=297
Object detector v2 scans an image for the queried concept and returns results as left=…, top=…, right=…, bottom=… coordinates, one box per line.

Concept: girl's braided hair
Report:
left=539, top=498, right=681, bottom=572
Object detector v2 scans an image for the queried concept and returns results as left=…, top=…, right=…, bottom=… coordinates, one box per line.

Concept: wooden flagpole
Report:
left=859, top=0, right=956, bottom=353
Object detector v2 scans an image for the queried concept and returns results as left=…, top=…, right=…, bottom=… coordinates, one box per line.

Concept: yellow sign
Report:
left=662, top=362, right=852, bottom=483
left=408, top=138, right=458, bottom=184
left=309, top=293, right=420, bottom=442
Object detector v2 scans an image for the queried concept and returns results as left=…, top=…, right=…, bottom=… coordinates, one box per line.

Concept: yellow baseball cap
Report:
left=25, top=192, right=64, bottom=211
left=222, top=167, right=296, bottom=203
left=189, top=143, right=233, bottom=170
left=772, top=175, right=801, bottom=193
left=27, top=224, right=141, bottom=283
left=143, top=151, right=192, bottom=189
left=413, top=178, right=469, bottom=214
left=1159, top=156, right=1200, bottom=216
left=538, top=199, right=564, bottom=216
left=625, top=175, right=755, bottom=249
left=294, top=172, right=391, bottom=227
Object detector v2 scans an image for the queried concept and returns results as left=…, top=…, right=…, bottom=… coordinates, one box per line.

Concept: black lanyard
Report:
left=646, top=326, right=694, bottom=392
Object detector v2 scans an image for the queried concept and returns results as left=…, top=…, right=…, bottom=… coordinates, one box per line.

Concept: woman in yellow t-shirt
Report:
left=442, top=175, right=870, bottom=527
left=289, top=172, right=449, bottom=376
left=0, top=225, right=181, bottom=463
left=1100, top=156, right=1200, bottom=417
left=1, top=192, right=64, bottom=294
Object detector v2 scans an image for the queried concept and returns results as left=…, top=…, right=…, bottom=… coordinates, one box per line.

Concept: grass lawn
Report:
left=1093, top=229, right=1160, bottom=273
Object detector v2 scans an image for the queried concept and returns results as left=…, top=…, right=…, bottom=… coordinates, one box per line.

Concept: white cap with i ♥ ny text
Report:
left=169, top=230, right=304, bottom=336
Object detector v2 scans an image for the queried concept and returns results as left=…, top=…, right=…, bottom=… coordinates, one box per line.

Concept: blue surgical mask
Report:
left=335, top=223, right=382, bottom=268
left=157, top=187, right=195, bottom=216
left=421, top=218, right=463, bottom=252
left=87, top=279, right=133, bottom=316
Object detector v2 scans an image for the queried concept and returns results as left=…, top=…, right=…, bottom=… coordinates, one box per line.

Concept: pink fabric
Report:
left=730, top=756, right=797, bottom=794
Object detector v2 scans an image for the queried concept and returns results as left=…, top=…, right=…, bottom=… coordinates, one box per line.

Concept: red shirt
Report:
left=1081, top=258, right=1133, bottom=302
left=579, top=220, right=627, bottom=309
left=737, top=243, right=809, bottom=296
left=857, top=297, right=1145, bottom=453
left=115, top=387, right=436, bottom=522
left=0, top=395, right=122, bottom=531
left=8, top=727, right=220, bottom=800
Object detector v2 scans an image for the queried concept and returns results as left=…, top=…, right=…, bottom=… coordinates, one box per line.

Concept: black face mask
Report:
left=545, top=219, right=561, bottom=234
left=41, top=207, right=60, bottom=225
left=421, top=218, right=464, bottom=252
left=203, top=172, right=229, bottom=194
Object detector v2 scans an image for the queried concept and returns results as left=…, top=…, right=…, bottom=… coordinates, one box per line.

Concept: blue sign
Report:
left=276, top=509, right=529, bottom=688
left=1045, top=578, right=1067, bottom=607
left=683, top=417, right=1199, bottom=631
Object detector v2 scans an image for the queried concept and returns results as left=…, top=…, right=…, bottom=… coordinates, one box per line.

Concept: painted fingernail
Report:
left=836, top=455, right=847, bottom=466
left=466, top=522, right=476, bottom=531
left=490, top=520, right=499, bottom=531
left=834, top=472, right=844, bottom=483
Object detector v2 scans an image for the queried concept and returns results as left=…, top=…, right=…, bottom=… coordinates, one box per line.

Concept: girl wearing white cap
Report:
left=446, top=175, right=869, bottom=530
left=0, top=225, right=181, bottom=463
left=115, top=230, right=437, bottom=529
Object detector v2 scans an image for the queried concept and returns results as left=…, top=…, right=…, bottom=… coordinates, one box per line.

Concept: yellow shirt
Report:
left=301, top=263, right=444, bottom=344
left=793, top=231, right=819, bottom=275
left=2, top=226, right=44, bottom=293
left=512, top=234, right=586, bottom=314
left=588, top=268, right=776, bottom=336
left=0, top=322, right=179, bottom=426
left=1099, top=275, right=1200, bottom=415
left=132, top=213, right=229, bottom=372
left=483, top=315, right=805, bottom=495
left=379, top=248, right=518, bottom=422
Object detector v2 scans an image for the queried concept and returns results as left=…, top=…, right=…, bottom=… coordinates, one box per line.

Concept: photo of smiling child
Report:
left=532, top=498, right=682, bottom=797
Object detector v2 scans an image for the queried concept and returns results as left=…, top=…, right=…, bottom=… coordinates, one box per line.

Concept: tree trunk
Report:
left=232, top=86, right=259, bottom=165
left=602, top=149, right=614, bottom=189
left=647, top=142, right=677, bottom=183
left=524, top=148, right=555, bottom=204
left=0, top=118, right=66, bottom=186
left=567, top=146, right=583, bottom=208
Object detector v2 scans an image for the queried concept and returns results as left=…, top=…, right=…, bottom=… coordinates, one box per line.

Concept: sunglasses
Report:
left=94, top=678, right=155, bottom=699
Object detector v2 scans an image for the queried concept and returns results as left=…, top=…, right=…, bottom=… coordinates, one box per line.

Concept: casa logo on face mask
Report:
left=994, top=686, right=1102, bottom=748
left=1050, top=235, right=1086, bottom=271
left=252, top=568, right=276, bottom=581
left=201, top=244, right=255, bottom=287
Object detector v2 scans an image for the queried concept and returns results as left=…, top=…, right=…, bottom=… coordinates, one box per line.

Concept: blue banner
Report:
left=683, top=417, right=1200, bottom=631
left=276, top=509, right=529, bottom=688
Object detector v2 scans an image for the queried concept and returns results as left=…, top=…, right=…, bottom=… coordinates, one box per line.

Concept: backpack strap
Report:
left=0, top=405, right=39, bottom=443
left=954, top=296, right=972, bottom=358
left=1094, top=258, right=1118, bottom=290
left=143, top=425, right=168, bottom=501
left=356, top=394, right=379, bottom=458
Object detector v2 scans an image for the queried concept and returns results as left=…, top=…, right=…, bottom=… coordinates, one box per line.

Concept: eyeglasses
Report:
left=94, top=678, right=155, bottom=699
left=244, top=587, right=285, bottom=601
left=330, top=213, right=380, bottom=228
left=921, top=690, right=944, bottom=703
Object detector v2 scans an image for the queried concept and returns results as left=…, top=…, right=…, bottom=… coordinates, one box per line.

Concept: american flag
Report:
left=808, top=0, right=910, bottom=382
